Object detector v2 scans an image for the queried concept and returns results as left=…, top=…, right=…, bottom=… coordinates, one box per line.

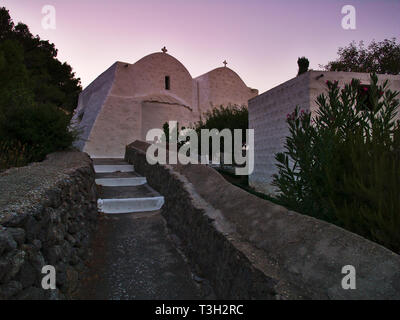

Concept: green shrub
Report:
left=297, top=57, right=309, bottom=76
left=0, top=140, right=29, bottom=170
left=0, top=97, right=77, bottom=170
left=194, top=104, right=248, bottom=158
left=272, top=74, right=400, bottom=253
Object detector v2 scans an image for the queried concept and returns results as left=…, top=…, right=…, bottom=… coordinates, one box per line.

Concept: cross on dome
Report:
left=223, top=60, right=228, bottom=67
left=161, top=46, right=168, bottom=53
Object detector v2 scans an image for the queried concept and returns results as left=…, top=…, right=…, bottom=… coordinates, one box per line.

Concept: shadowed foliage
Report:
left=297, top=57, right=309, bottom=76
left=322, top=38, right=400, bottom=75
left=194, top=104, right=248, bottom=159
left=0, top=7, right=80, bottom=170
left=273, top=74, right=400, bottom=253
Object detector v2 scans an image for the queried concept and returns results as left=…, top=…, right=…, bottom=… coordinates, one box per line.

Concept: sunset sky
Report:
left=2, top=0, right=399, bottom=93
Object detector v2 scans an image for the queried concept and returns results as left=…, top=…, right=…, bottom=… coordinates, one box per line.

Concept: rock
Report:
left=0, top=255, right=12, bottom=283
left=66, top=234, right=76, bottom=246
left=17, top=262, right=37, bottom=288
left=24, top=216, right=42, bottom=242
left=0, top=228, right=17, bottom=255
left=0, top=281, right=23, bottom=299
left=45, top=188, right=62, bottom=208
left=67, top=223, right=79, bottom=235
left=0, top=151, right=98, bottom=299
left=66, top=267, right=79, bottom=293
left=47, top=226, right=65, bottom=244
left=69, top=255, right=80, bottom=266
left=7, top=250, right=26, bottom=282
left=193, top=274, right=204, bottom=283
left=8, top=228, right=26, bottom=246
left=43, top=245, right=63, bottom=265
left=16, top=286, right=46, bottom=300
left=32, top=239, right=42, bottom=250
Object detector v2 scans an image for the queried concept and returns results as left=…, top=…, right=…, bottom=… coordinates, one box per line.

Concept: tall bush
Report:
left=272, top=74, right=400, bottom=252
left=194, top=104, right=248, bottom=158
left=0, top=8, right=80, bottom=170
left=297, top=57, right=309, bottom=76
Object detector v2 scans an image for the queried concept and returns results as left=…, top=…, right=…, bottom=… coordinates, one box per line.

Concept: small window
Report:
left=165, top=76, right=170, bottom=90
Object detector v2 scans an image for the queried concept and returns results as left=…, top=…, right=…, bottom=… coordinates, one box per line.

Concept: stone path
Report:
left=75, top=158, right=208, bottom=300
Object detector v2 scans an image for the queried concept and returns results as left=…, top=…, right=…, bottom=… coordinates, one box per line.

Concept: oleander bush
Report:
left=272, top=74, right=400, bottom=253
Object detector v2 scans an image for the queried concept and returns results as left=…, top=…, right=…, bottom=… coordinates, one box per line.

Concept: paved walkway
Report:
left=75, top=158, right=210, bottom=300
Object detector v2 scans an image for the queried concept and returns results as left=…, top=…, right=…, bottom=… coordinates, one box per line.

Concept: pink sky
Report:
left=2, top=0, right=399, bottom=93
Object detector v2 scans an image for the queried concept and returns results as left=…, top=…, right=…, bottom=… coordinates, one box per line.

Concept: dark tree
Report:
left=322, top=38, right=400, bottom=75
left=0, top=7, right=79, bottom=169
left=0, top=7, right=82, bottom=114
left=297, top=57, right=309, bottom=76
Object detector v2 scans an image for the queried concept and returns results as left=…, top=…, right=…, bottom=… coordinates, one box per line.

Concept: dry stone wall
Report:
left=0, top=151, right=98, bottom=300
left=126, top=141, right=400, bottom=300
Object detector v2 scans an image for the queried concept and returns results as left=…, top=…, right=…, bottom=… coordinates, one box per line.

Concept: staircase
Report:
left=93, top=158, right=164, bottom=214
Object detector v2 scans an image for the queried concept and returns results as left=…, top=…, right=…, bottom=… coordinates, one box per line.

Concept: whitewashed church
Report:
left=72, top=48, right=258, bottom=158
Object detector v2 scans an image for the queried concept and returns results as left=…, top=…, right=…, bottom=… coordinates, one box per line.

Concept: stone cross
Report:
left=162, top=46, right=168, bottom=53
left=223, top=60, right=227, bottom=67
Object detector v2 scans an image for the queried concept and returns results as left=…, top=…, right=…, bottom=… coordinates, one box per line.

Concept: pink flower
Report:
left=363, top=87, right=368, bottom=92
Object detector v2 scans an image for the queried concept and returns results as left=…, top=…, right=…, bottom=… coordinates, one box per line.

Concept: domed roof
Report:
left=195, top=67, right=248, bottom=87
left=132, top=52, right=193, bottom=78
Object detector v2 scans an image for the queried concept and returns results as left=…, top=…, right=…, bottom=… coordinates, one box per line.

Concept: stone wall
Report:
left=126, top=141, right=400, bottom=300
left=0, top=151, right=98, bottom=300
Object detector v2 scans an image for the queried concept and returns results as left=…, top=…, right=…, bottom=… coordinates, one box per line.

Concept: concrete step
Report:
left=95, top=171, right=141, bottom=179
left=97, top=183, right=164, bottom=214
left=92, top=158, right=127, bottom=165
left=94, top=164, right=134, bottom=173
left=92, top=157, right=164, bottom=215
left=97, top=196, right=164, bottom=214
left=98, top=185, right=158, bottom=199
left=95, top=177, right=147, bottom=187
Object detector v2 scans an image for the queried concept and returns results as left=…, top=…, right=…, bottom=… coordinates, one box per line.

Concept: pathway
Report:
left=75, top=158, right=210, bottom=300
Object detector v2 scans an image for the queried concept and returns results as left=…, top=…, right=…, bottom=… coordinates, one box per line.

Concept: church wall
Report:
left=141, top=101, right=195, bottom=141
left=248, top=72, right=310, bottom=194
left=71, top=62, right=118, bottom=151
left=84, top=97, right=142, bottom=158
